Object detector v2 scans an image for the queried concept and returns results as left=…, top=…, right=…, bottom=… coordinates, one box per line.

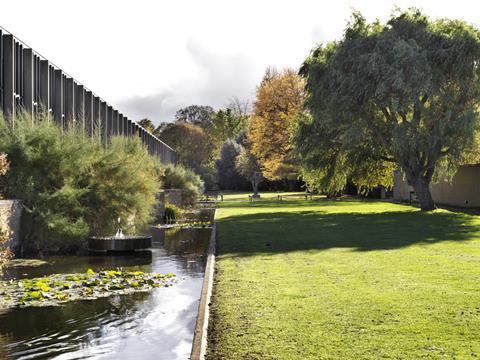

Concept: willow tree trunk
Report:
left=411, top=176, right=435, bottom=211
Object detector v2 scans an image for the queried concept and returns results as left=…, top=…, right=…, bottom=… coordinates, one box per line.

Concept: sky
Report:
left=2, top=0, right=480, bottom=125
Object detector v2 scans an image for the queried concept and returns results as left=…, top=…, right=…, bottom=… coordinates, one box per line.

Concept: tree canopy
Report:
left=215, top=140, right=246, bottom=190
left=211, top=107, right=248, bottom=144
left=248, top=68, right=304, bottom=181
left=175, top=105, right=215, bottom=131
left=296, top=9, right=480, bottom=210
left=236, top=147, right=263, bottom=196
left=138, top=118, right=155, bottom=134
left=158, top=122, right=214, bottom=174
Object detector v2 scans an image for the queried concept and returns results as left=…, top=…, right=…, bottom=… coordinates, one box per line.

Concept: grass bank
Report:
left=207, top=193, right=480, bottom=359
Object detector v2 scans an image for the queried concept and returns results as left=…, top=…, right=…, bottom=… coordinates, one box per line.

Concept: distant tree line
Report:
left=140, top=70, right=305, bottom=194
left=139, top=8, right=480, bottom=210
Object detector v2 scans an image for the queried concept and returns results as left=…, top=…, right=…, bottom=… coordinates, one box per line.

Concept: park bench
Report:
left=204, top=191, right=223, bottom=201
left=276, top=193, right=314, bottom=201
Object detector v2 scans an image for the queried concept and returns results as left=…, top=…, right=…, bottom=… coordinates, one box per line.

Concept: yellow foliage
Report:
left=248, top=68, right=304, bottom=180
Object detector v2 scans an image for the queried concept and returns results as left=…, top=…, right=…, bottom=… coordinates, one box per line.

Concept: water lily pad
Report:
left=0, top=269, right=177, bottom=309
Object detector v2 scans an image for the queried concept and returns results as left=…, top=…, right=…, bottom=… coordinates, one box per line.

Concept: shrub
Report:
left=163, top=204, right=182, bottom=224
left=162, top=165, right=204, bottom=207
left=215, top=140, right=248, bottom=190
left=0, top=153, right=12, bottom=271
left=84, top=136, right=161, bottom=236
left=0, top=153, right=8, bottom=199
left=0, top=112, right=161, bottom=254
left=0, top=227, right=12, bottom=274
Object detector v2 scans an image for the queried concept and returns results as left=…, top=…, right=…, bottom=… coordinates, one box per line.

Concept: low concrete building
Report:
left=393, top=165, right=480, bottom=208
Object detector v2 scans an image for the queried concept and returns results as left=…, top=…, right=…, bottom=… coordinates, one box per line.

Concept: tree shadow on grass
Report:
left=217, top=209, right=479, bottom=257
left=219, top=197, right=394, bottom=210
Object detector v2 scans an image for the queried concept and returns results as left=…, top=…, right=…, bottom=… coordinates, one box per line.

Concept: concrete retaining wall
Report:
left=155, top=192, right=166, bottom=221
left=393, top=165, right=480, bottom=207
left=0, top=200, right=23, bottom=251
left=164, top=189, right=182, bottom=207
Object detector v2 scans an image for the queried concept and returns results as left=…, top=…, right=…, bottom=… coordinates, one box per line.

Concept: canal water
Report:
left=0, top=228, right=211, bottom=360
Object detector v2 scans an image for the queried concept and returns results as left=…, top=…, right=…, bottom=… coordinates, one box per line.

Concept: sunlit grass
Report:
left=207, top=195, right=480, bottom=359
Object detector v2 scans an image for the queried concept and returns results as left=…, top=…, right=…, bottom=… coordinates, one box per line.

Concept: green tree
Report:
left=175, top=105, right=215, bottom=131
left=138, top=118, right=155, bottom=134
left=215, top=140, right=246, bottom=190
left=158, top=122, right=215, bottom=175
left=211, top=108, right=248, bottom=144
left=161, top=164, right=204, bottom=207
left=298, top=10, right=480, bottom=210
left=154, top=121, right=173, bottom=137
left=235, top=148, right=262, bottom=197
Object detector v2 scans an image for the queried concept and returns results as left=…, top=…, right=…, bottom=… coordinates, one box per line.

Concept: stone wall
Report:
left=154, top=192, right=166, bottom=222
left=0, top=200, right=23, bottom=251
left=393, top=165, right=480, bottom=207
left=154, top=190, right=183, bottom=223
left=164, top=189, right=182, bottom=207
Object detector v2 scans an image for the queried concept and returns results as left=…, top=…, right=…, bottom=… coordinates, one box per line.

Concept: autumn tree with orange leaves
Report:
left=248, top=68, right=304, bottom=181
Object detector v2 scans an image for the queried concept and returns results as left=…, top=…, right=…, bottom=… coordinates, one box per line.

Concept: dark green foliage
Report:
left=215, top=140, right=248, bottom=190
left=211, top=108, right=248, bottom=144
left=163, top=204, right=182, bottom=223
left=137, top=118, right=155, bottom=133
left=83, top=136, right=161, bottom=236
left=297, top=9, right=480, bottom=210
left=161, top=164, right=204, bottom=207
left=0, top=112, right=161, bottom=254
left=175, top=105, right=215, bottom=131
left=235, top=148, right=263, bottom=196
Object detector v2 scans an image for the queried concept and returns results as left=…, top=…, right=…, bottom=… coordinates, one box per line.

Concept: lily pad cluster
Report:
left=0, top=269, right=176, bottom=308
left=159, top=221, right=212, bottom=229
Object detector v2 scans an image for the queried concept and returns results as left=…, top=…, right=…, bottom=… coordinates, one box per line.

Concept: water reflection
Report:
left=0, top=228, right=210, bottom=360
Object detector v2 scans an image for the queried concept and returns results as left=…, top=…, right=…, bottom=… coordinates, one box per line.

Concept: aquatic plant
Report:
left=0, top=269, right=176, bottom=309
left=164, top=204, right=183, bottom=224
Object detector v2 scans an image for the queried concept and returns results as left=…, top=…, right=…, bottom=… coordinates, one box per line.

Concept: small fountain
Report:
left=88, top=217, right=152, bottom=253
left=115, top=218, right=125, bottom=239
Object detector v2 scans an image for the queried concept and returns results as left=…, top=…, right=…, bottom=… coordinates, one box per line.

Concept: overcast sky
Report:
left=1, top=0, right=480, bottom=125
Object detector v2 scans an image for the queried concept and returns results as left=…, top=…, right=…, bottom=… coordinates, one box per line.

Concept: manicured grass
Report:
left=207, top=194, right=480, bottom=359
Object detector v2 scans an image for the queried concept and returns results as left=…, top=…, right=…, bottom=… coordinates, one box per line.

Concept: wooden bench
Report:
left=204, top=191, right=223, bottom=201
left=277, top=193, right=313, bottom=201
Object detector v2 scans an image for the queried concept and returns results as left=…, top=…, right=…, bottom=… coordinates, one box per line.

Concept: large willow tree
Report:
left=296, top=10, right=480, bottom=210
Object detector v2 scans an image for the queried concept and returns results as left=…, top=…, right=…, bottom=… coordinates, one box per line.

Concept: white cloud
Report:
left=116, top=38, right=260, bottom=122
left=1, top=0, right=480, bottom=124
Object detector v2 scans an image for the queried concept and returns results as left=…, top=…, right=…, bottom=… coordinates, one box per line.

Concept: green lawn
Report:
left=207, top=194, right=480, bottom=359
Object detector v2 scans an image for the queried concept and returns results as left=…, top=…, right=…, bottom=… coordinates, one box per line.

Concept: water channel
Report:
left=0, top=227, right=211, bottom=360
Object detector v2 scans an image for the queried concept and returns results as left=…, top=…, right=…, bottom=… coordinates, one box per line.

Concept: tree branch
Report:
left=380, top=155, right=397, bottom=163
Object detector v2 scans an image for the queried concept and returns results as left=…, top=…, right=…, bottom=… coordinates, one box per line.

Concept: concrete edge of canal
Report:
left=190, top=214, right=217, bottom=360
